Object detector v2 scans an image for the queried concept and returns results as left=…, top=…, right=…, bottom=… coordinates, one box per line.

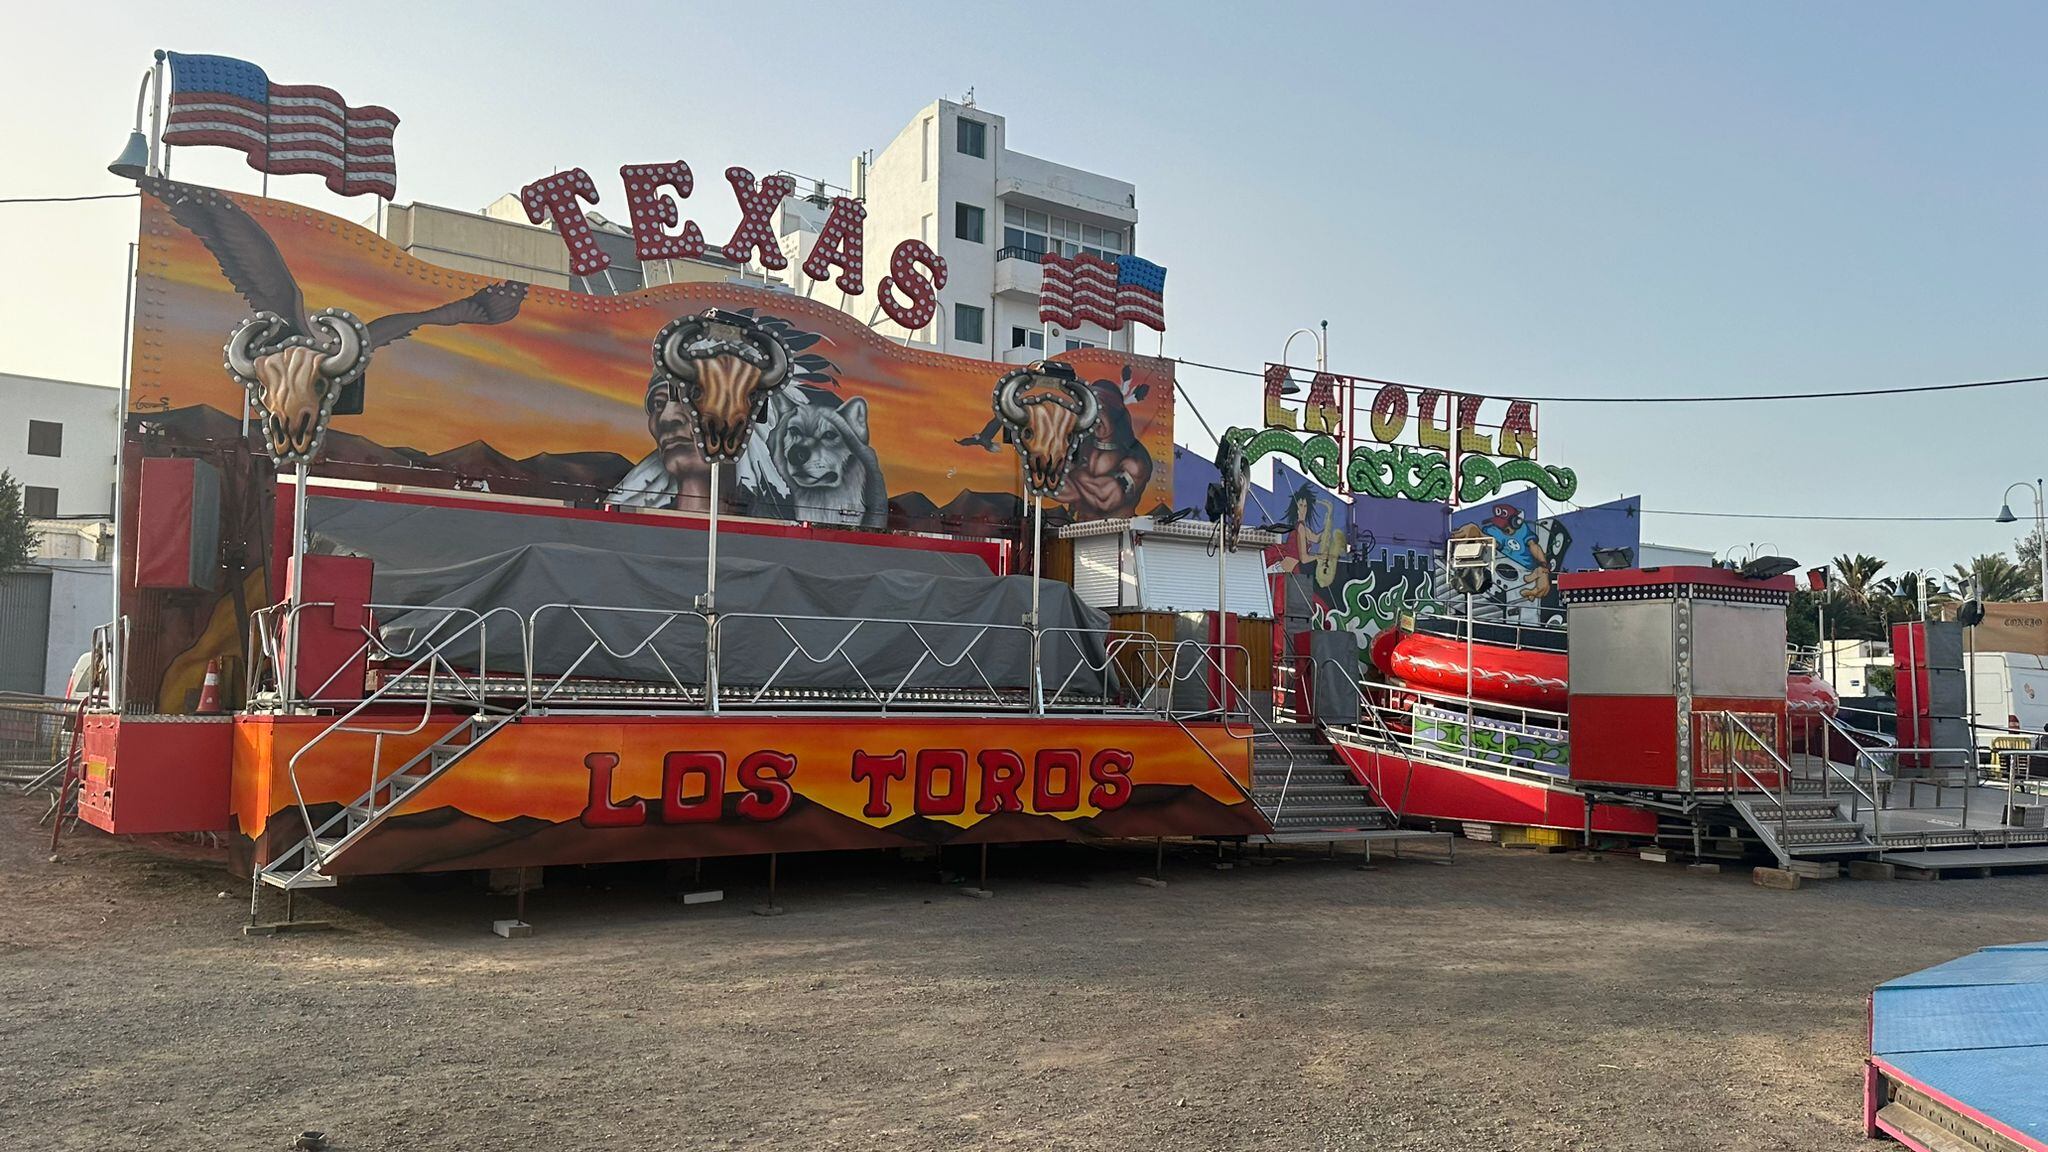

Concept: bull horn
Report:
left=749, top=327, right=791, bottom=389
left=658, top=318, right=707, bottom=382
left=226, top=312, right=283, bottom=379
left=312, top=312, right=364, bottom=378
left=1067, top=380, right=1100, bottom=434
left=995, top=371, right=1030, bottom=424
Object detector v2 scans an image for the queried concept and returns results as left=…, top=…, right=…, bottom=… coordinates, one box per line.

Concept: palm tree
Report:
left=1948, top=554, right=2033, bottom=602
left=1830, top=553, right=1887, bottom=608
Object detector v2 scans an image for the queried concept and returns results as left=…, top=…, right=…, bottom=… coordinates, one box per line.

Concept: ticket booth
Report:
left=1561, top=567, right=1795, bottom=794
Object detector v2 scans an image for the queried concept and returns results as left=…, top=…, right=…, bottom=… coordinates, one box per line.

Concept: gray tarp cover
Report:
left=305, top=497, right=1110, bottom=695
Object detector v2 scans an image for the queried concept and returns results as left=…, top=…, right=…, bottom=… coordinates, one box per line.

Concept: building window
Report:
left=1063, top=338, right=1099, bottom=352
left=954, top=304, right=985, bottom=345
left=957, top=118, right=987, bottom=159
left=1009, top=326, right=1044, bottom=351
left=955, top=203, right=985, bottom=244
left=23, top=486, right=57, bottom=518
left=1002, top=205, right=1123, bottom=261
left=26, top=420, right=61, bottom=458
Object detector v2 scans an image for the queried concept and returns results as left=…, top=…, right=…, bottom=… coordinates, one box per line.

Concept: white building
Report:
left=0, top=374, right=118, bottom=520
left=770, top=98, right=1144, bottom=362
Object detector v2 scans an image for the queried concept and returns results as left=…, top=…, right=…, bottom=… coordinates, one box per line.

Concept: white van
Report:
left=1964, top=651, right=2048, bottom=748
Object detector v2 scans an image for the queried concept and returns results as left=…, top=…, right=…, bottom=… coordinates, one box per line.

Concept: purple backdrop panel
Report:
left=1551, top=495, right=1642, bottom=572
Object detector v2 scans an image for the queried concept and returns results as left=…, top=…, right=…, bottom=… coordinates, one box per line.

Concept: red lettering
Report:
left=1031, top=749, right=1083, bottom=813
left=877, top=240, right=947, bottom=331
left=580, top=752, right=647, bottom=827
left=720, top=167, right=795, bottom=269
left=914, top=749, right=968, bottom=816
left=519, top=168, right=611, bottom=276
left=800, top=196, right=867, bottom=294
left=660, top=751, right=724, bottom=823
left=736, top=750, right=796, bottom=822
left=851, top=749, right=907, bottom=818
left=619, top=161, right=705, bottom=261
left=1087, top=749, right=1134, bottom=811
left=974, top=749, right=1026, bottom=814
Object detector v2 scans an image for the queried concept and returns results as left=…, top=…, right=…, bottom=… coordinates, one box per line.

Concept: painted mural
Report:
left=130, top=178, right=1174, bottom=533
left=235, top=715, right=1264, bottom=872
left=1243, top=464, right=1642, bottom=672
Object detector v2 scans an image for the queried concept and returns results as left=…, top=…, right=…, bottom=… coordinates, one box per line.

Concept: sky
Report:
left=3, top=1, right=2045, bottom=577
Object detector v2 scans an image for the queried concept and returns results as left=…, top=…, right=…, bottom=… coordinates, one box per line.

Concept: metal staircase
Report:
left=1252, top=725, right=1404, bottom=842
left=1727, top=793, right=1878, bottom=869
left=258, top=706, right=525, bottom=890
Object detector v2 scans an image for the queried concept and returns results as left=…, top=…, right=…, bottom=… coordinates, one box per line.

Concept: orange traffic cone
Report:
left=196, top=657, right=224, bottom=715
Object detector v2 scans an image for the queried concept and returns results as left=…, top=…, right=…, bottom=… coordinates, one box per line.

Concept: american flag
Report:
left=1039, top=253, right=1168, bottom=332
left=162, top=53, right=399, bottom=200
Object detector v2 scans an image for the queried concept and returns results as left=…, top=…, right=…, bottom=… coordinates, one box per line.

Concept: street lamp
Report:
left=1277, top=322, right=1329, bottom=396
left=1996, top=478, right=2047, bottom=603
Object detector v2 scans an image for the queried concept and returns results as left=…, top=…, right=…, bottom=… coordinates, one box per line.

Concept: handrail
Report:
left=526, top=604, right=711, bottom=708
left=711, top=612, right=1036, bottom=712
left=1711, top=710, right=1793, bottom=851
left=277, top=605, right=526, bottom=868
left=1162, top=641, right=1306, bottom=822
left=1038, top=628, right=1170, bottom=713
left=1814, top=711, right=1884, bottom=839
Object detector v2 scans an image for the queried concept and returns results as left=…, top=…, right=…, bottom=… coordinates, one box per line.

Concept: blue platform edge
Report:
left=1874, top=940, right=2048, bottom=1142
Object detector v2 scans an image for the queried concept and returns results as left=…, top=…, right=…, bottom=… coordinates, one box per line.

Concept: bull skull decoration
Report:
left=993, top=360, right=1100, bottom=499
left=650, top=308, right=793, bottom=462
left=225, top=307, right=370, bottom=465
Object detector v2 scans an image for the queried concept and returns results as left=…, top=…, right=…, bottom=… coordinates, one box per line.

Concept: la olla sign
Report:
left=520, top=162, right=946, bottom=331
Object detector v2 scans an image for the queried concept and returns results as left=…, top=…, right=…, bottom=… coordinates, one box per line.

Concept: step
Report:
left=1251, top=770, right=1356, bottom=789
left=259, top=868, right=338, bottom=890
left=1269, top=805, right=1399, bottom=825
left=1253, top=785, right=1374, bottom=802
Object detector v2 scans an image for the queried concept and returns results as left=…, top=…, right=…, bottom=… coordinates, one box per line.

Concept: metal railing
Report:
left=1696, top=710, right=1796, bottom=851
left=274, top=605, right=525, bottom=873
left=996, top=246, right=1045, bottom=264
left=527, top=604, right=711, bottom=709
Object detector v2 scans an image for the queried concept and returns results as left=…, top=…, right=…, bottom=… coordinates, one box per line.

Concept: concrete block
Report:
left=1896, top=866, right=1941, bottom=882
left=958, top=887, right=994, bottom=899
left=1134, top=876, right=1167, bottom=888
left=1848, top=861, right=1895, bottom=881
left=1569, top=852, right=1606, bottom=863
left=491, top=919, right=532, bottom=938
left=1789, top=860, right=1841, bottom=880
left=1686, top=862, right=1722, bottom=875
left=1638, top=847, right=1670, bottom=864
left=679, top=889, right=724, bottom=906
left=752, top=903, right=787, bottom=916
left=1752, top=867, right=1802, bottom=891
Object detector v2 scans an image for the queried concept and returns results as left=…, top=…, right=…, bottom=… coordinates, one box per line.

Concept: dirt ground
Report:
left=4, top=797, right=2045, bottom=1152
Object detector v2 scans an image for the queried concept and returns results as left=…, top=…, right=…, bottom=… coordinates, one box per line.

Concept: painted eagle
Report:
left=141, top=176, right=529, bottom=461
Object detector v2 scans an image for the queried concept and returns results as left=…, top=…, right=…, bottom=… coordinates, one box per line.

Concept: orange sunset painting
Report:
left=129, top=179, right=1175, bottom=530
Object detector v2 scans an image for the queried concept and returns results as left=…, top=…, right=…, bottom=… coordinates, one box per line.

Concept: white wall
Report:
left=42, top=560, right=110, bottom=697
left=0, top=374, right=118, bottom=517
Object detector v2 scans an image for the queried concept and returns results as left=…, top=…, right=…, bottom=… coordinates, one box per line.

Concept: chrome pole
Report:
left=148, top=51, right=167, bottom=176
left=286, top=462, right=309, bottom=711
left=707, top=461, right=721, bottom=714
left=108, top=242, right=137, bottom=713
left=1030, top=494, right=1043, bottom=714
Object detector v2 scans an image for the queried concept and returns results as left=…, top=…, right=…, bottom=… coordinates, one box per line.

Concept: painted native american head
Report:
left=649, top=308, right=794, bottom=462
left=143, top=177, right=528, bottom=464
left=992, top=360, right=1099, bottom=498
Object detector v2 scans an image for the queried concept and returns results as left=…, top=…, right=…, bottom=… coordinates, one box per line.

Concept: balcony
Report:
left=994, top=247, right=1043, bottom=298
